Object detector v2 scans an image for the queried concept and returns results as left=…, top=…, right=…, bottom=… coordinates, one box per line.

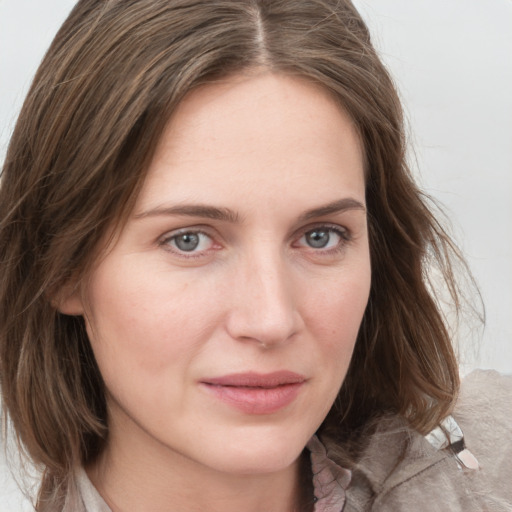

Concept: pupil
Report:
left=307, top=230, right=329, bottom=248
left=175, top=233, right=200, bottom=251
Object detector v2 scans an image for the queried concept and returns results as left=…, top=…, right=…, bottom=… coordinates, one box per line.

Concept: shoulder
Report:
left=455, top=369, right=511, bottom=431
left=344, top=370, right=512, bottom=512
left=453, top=370, right=512, bottom=494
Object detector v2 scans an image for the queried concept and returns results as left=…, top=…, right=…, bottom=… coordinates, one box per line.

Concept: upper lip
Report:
left=202, top=371, right=306, bottom=388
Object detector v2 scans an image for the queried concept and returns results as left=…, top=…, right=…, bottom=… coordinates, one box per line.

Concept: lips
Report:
left=200, top=371, right=306, bottom=414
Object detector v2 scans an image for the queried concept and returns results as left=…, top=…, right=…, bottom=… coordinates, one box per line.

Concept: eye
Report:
left=295, top=226, right=349, bottom=251
left=162, top=230, right=215, bottom=254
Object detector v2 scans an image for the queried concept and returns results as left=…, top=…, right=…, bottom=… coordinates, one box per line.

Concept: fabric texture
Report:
left=308, top=435, right=352, bottom=511
left=71, top=370, right=512, bottom=511
left=341, top=370, right=512, bottom=511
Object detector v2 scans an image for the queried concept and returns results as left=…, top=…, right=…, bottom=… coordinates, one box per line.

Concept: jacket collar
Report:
left=308, top=435, right=352, bottom=512
left=342, top=416, right=451, bottom=510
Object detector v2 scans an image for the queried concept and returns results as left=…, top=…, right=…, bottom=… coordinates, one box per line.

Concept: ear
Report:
left=52, top=282, right=85, bottom=316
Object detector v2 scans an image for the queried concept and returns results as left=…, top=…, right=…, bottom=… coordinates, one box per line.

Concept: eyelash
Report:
left=158, top=224, right=352, bottom=259
left=159, top=228, right=218, bottom=259
left=295, top=225, right=352, bottom=255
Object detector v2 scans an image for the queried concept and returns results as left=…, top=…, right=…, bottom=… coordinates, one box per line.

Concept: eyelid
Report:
left=292, top=223, right=352, bottom=252
left=158, top=226, right=221, bottom=258
left=156, top=222, right=353, bottom=260
left=294, top=222, right=351, bottom=240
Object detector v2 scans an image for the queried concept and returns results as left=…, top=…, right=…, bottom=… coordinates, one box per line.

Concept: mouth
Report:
left=200, top=371, right=306, bottom=415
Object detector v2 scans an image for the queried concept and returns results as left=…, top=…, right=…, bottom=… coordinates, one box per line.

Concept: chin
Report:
left=196, top=425, right=312, bottom=475
left=211, top=450, right=302, bottom=476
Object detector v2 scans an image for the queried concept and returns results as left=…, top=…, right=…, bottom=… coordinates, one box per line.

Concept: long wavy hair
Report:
left=0, top=0, right=465, bottom=508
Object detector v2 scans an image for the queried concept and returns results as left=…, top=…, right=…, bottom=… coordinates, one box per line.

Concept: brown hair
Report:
left=0, top=0, right=463, bottom=507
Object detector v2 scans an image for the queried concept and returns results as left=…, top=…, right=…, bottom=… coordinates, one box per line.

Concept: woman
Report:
left=0, top=1, right=510, bottom=511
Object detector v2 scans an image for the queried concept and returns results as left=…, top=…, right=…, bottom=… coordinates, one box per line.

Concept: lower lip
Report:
left=201, top=382, right=304, bottom=414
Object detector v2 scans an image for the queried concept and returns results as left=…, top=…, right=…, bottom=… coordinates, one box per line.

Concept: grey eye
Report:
left=297, top=227, right=346, bottom=251
left=173, top=233, right=201, bottom=252
left=305, top=229, right=331, bottom=248
left=162, top=230, right=215, bottom=256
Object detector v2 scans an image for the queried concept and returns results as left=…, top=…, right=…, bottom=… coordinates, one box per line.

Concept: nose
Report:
left=225, top=247, right=302, bottom=348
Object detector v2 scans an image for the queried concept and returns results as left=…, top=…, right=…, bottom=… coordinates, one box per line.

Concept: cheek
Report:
left=304, top=267, right=371, bottom=339
left=299, top=260, right=371, bottom=381
left=83, top=258, right=222, bottom=380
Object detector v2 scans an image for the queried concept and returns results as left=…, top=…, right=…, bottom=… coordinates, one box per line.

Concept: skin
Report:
left=62, top=71, right=371, bottom=512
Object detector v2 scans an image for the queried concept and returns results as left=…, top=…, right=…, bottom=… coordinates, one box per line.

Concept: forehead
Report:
left=135, top=71, right=365, bottom=216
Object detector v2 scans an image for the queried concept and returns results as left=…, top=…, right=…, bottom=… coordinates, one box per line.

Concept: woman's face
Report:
left=66, top=72, right=371, bottom=475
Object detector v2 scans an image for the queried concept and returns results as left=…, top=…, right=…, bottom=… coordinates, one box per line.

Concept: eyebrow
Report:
left=134, top=204, right=241, bottom=223
left=134, top=198, right=365, bottom=223
left=298, top=198, right=366, bottom=222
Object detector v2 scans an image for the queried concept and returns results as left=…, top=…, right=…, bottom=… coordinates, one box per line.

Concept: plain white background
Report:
left=1, top=1, right=511, bottom=509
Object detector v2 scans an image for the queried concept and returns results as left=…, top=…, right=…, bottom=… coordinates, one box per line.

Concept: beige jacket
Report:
left=340, top=370, right=512, bottom=511
left=66, top=370, right=512, bottom=511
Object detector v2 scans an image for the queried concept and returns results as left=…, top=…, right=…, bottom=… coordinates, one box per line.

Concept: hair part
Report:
left=0, top=0, right=466, bottom=506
